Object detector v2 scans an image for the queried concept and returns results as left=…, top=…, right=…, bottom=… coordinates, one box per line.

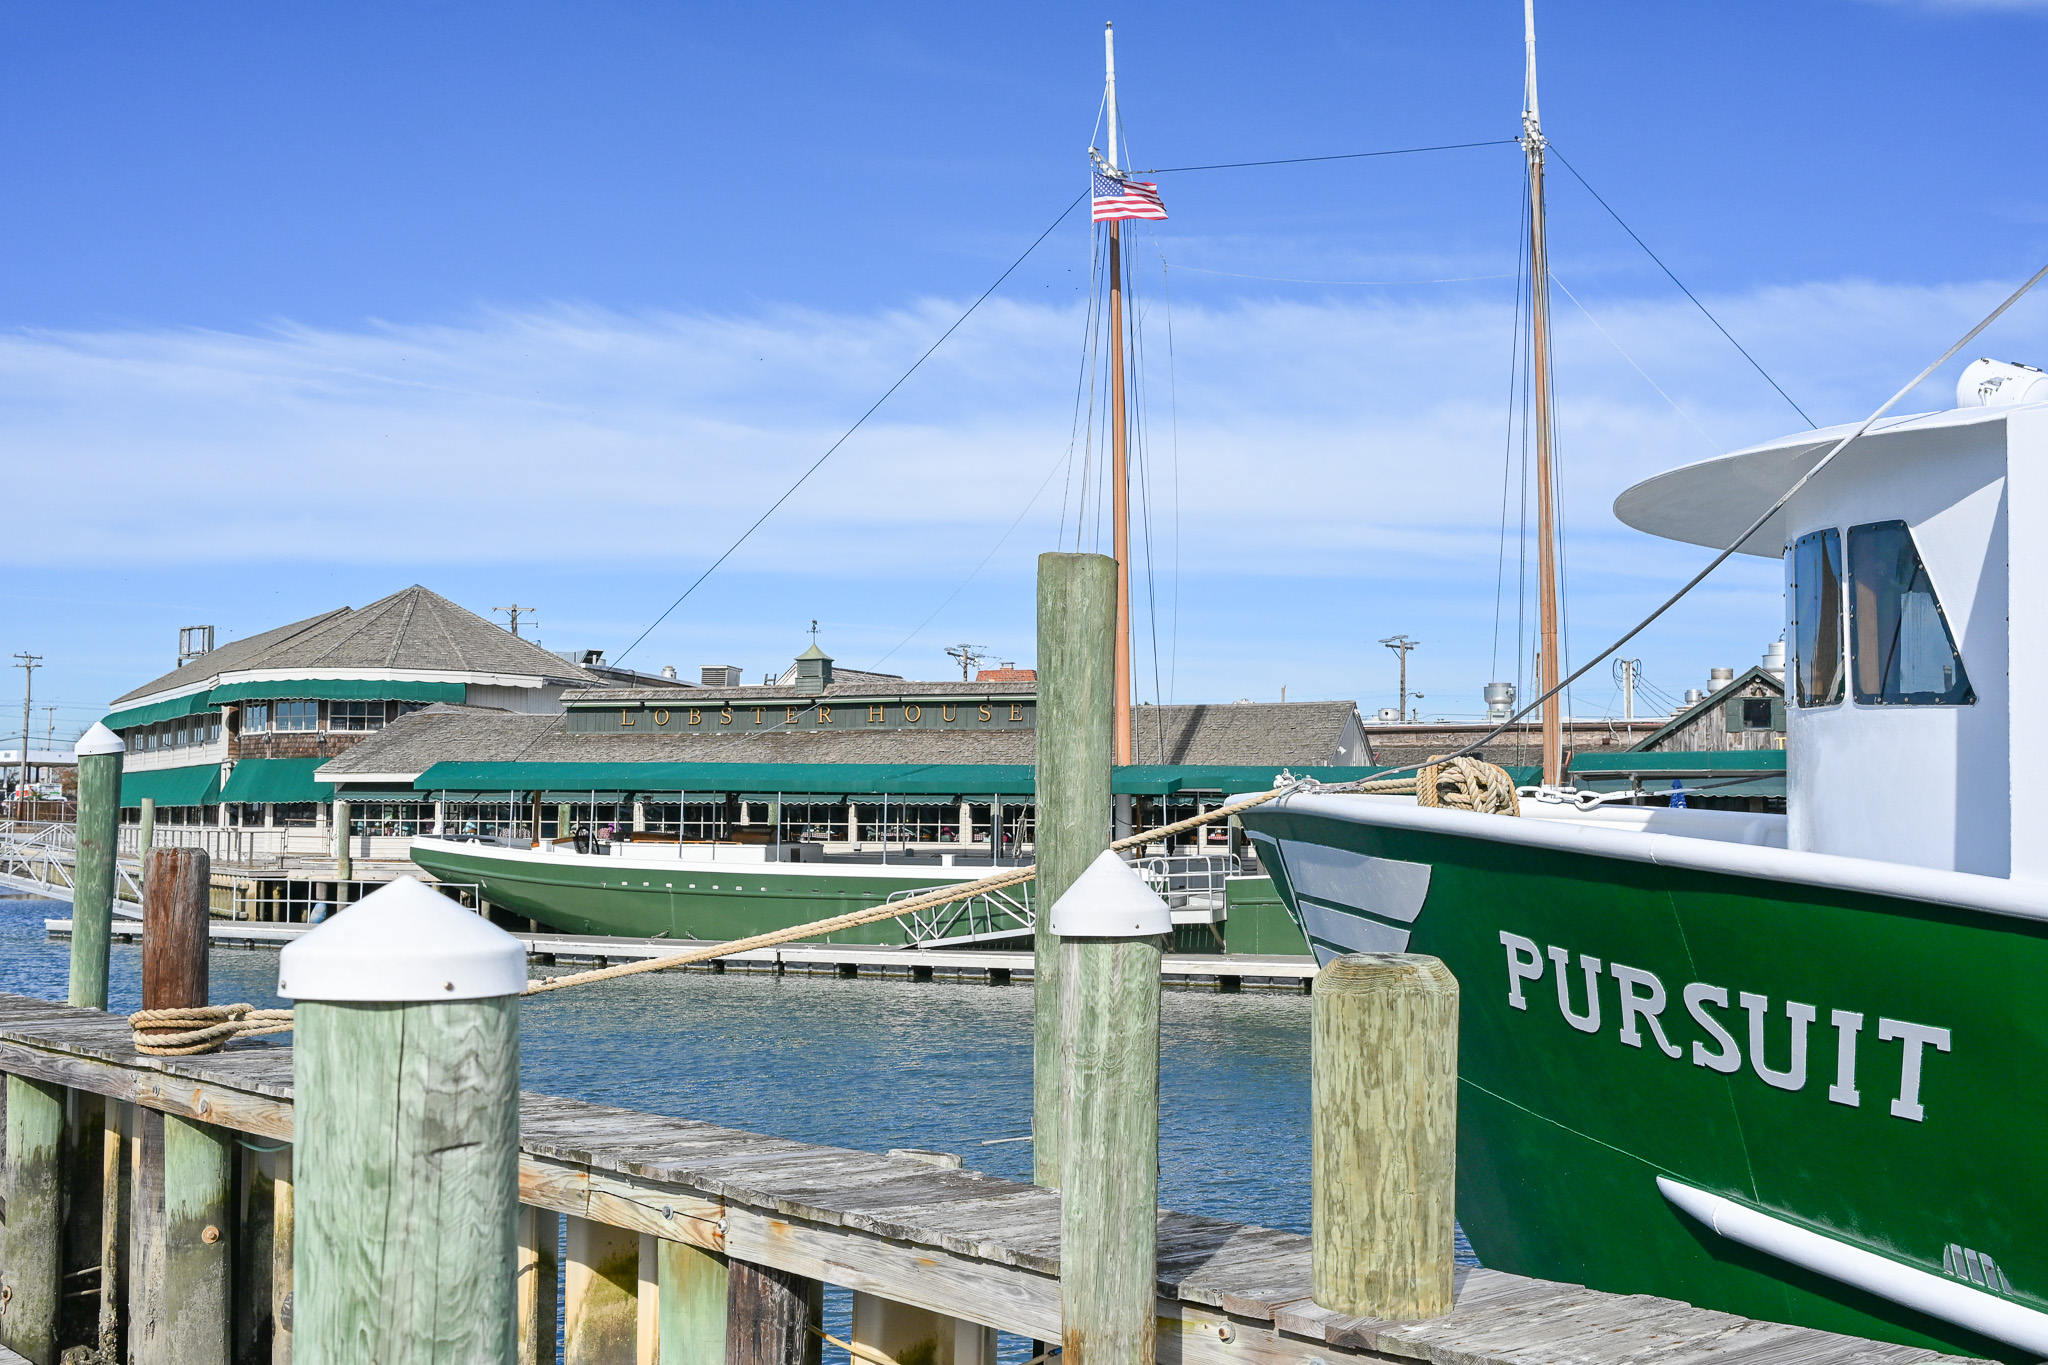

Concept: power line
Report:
left=1546, top=144, right=1815, bottom=428
left=614, top=190, right=1088, bottom=666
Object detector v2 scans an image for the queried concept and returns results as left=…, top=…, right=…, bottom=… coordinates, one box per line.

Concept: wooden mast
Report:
left=1106, top=20, right=1134, bottom=767
left=1523, top=0, right=1563, bottom=786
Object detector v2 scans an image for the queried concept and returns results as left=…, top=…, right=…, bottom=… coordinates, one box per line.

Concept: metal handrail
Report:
left=887, top=882, right=1036, bottom=947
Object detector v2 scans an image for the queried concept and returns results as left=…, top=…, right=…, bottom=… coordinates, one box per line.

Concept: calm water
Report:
left=0, top=897, right=1314, bottom=1229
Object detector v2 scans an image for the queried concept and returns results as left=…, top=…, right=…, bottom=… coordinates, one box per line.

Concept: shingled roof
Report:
left=319, top=697, right=1364, bottom=777
left=112, top=587, right=604, bottom=705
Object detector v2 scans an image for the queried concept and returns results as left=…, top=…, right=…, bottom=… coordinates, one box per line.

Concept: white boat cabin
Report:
left=1614, top=359, right=2048, bottom=880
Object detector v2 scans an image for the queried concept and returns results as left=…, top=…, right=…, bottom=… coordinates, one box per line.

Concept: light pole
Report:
left=13, top=652, right=40, bottom=808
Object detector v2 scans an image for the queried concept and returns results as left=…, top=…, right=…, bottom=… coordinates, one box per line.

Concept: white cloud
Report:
left=10, top=272, right=2046, bottom=710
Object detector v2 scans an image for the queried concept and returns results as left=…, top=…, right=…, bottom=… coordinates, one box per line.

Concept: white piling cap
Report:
left=74, top=722, right=125, bottom=757
left=1048, top=849, right=1173, bottom=937
left=278, top=875, right=527, bottom=1002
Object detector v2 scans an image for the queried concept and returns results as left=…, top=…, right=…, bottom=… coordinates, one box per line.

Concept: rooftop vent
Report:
left=660, top=665, right=678, bottom=680
left=701, top=665, right=744, bottom=687
left=1761, top=640, right=1786, bottom=680
left=1483, top=681, right=1516, bottom=722
left=1708, top=667, right=1735, bottom=694
left=575, top=649, right=606, bottom=667
left=793, top=644, right=834, bottom=696
left=1957, top=358, right=2048, bottom=409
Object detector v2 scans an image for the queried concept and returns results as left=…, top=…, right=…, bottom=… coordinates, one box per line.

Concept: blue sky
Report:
left=8, top=0, right=2048, bottom=743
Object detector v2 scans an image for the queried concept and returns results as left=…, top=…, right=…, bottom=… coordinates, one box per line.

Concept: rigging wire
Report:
left=1550, top=271, right=1722, bottom=450
left=1158, top=250, right=1184, bottom=705
left=1059, top=221, right=1109, bottom=549
left=1547, top=144, right=1816, bottom=429
left=1135, top=138, right=1519, bottom=175
left=1163, top=265, right=1515, bottom=287
left=1491, top=174, right=1532, bottom=680
left=614, top=190, right=1087, bottom=665
left=1383, top=255, right=2048, bottom=782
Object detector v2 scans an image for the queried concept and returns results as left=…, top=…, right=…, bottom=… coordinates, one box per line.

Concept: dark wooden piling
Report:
left=726, top=1261, right=820, bottom=1365
left=143, top=847, right=212, bottom=1012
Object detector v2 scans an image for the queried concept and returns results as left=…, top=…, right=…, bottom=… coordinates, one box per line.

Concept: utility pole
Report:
left=495, top=605, right=535, bottom=638
left=945, top=643, right=989, bottom=682
left=14, top=652, right=40, bottom=806
left=1379, top=636, right=1418, bottom=724
left=42, top=705, right=56, bottom=765
left=1619, top=659, right=1638, bottom=721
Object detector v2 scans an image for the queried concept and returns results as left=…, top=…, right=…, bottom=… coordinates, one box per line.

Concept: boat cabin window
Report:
left=1847, top=520, right=1974, bottom=706
left=1788, top=528, right=1844, bottom=707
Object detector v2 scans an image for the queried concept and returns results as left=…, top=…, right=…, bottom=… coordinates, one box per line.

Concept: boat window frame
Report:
left=1846, top=519, right=1976, bottom=707
left=1787, top=527, right=1845, bottom=709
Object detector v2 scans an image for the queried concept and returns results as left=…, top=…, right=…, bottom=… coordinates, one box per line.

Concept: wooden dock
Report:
left=0, top=990, right=1988, bottom=1365
left=41, top=917, right=1321, bottom=990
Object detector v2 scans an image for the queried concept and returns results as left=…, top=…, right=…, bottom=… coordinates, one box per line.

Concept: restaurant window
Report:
left=272, top=802, right=319, bottom=827
left=329, top=700, right=387, bottom=732
left=273, top=700, right=319, bottom=732
left=242, top=703, right=270, bottom=733
left=1789, top=528, right=1844, bottom=708
left=1848, top=520, right=1975, bottom=706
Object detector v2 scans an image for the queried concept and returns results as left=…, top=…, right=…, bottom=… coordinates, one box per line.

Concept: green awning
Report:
left=1570, top=750, right=1784, bottom=775
left=1112, top=765, right=1396, bottom=795
left=220, top=758, right=333, bottom=805
left=119, top=764, right=221, bottom=809
left=209, top=679, right=467, bottom=704
left=104, top=692, right=218, bottom=731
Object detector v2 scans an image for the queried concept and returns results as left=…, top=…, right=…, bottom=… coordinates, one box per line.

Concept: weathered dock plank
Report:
left=0, top=994, right=1992, bottom=1365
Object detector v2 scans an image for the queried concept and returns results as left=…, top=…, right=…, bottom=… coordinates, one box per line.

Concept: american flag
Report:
left=1091, top=170, right=1168, bottom=223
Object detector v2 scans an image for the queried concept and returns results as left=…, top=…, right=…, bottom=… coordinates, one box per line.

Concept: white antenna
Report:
left=1104, top=21, right=1120, bottom=174
left=1522, top=0, right=1542, bottom=135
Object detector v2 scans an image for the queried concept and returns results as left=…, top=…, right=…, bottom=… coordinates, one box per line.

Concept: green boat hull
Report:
left=1239, top=800, right=2047, bottom=1362
left=407, top=839, right=996, bottom=946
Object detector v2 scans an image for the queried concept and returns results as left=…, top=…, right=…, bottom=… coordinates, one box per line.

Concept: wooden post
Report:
left=282, top=875, right=526, bottom=1364
left=144, top=846, right=212, bottom=1011
left=130, top=1105, right=168, bottom=1358
left=851, top=1293, right=996, bottom=1365
left=517, top=1207, right=560, bottom=1365
left=333, top=800, right=351, bottom=887
left=2, top=1074, right=65, bottom=1363
left=1052, top=852, right=1169, bottom=1365
left=659, top=1241, right=726, bottom=1365
left=163, top=1112, right=232, bottom=1363
left=237, top=1144, right=283, bottom=1364
left=139, top=795, right=157, bottom=855
left=57, top=1091, right=110, bottom=1352
left=1311, top=953, right=1459, bottom=1320
left=272, top=1146, right=294, bottom=1365
left=69, top=722, right=125, bottom=1009
left=1033, top=551, right=1116, bottom=1188
left=724, top=1261, right=819, bottom=1365
left=563, top=1216, right=638, bottom=1363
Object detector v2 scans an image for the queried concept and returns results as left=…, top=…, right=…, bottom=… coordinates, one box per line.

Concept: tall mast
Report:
left=1523, top=0, right=1563, bottom=786
left=1105, top=20, right=1133, bottom=766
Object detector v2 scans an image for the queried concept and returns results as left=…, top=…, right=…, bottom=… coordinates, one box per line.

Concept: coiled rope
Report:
left=127, top=760, right=1519, bottom=1054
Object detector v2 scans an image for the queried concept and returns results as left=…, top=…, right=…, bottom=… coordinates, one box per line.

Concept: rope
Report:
left=121, top=761, right=1522, bottom=1052
left=129, top=1004, right=295, bottom=1056
left=809, top=1324, right=1058, bottom=1365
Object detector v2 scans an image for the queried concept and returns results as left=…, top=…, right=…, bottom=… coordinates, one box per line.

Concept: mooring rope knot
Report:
left=128, top=1003, right=295, bottom=1056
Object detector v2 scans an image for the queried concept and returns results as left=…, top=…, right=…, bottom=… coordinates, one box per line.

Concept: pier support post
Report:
left=144, top=846, right=212, bottom=1011
left=139, top=795, right=156, bottom=856
left=517, top=1208, right=560, bottom=1365
left=1034, top=551, right=1116, bottom=1188
left=1312, top=953, right=1459, bottom=1320
left=272, top=1146, right=294, bottom=1365
left=725, top=1261, right=819, bottom=1365
left=69, top=723, right=125, bottom=1010
left=1053, top=852, right=1169, bottom=1365
left=851, top=1293, right=996, bottom=1365
left=2, top=1075, right=64, bottom=1363
left=163, top=1111, right=232, bottom=1363
left=564, top=1216, right=638, bottom=1363
left=281, top=875, right=526, bottom=1364
left=658, top=1241, right=726, bottom=1365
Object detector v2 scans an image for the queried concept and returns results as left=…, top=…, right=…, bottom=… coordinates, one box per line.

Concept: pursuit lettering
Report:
left=1499, top=932, right=1543, bottom=1010
left=1546, top=946, right=1602, bottom=1033
left=1683, top=984, right=1741, bottom=1073
left=1740, top=993, right=1816, bottom=1091
left=1610, top=963, right=1681, bottom=1058
left=1829, top=1010, right=1864, bottom=1107
left=1877, top=1018, right=1951, bottom=1122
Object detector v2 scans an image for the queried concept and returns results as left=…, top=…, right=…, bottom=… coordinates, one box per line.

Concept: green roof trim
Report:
left=104, top=692, right=218, bottom=731
left=1570, top=750, right=1785, bottom=774
left=119, top=764, right=221, bottom=808
left=209, top=679, right=467, bottom=704
left=220, top=757, right=333, bottom=805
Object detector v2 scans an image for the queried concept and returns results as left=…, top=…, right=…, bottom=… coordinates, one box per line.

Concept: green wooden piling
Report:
left=283, top=876, right=527, bottom=1365
left=1052, top=853, right=1169, bottom=1365
left=69, top=724, right=125, bottom=1009
left=1033, top=551, right=1116, bottom=1188
left=163, top=1112, right=232, bottom=1363
left=138, top=795, right=156, bottom=856
left=1312, top=953, right=1459, bottom=1320
left=658, top=1240, right=727, bottom=1365
left=2, top=1074, right=65, bottom=1364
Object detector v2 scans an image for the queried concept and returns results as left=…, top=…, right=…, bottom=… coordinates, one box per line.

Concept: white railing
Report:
left=1136, top=854, right=1243, bottom=913
left=887, top=882, right=1037, bottom=948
